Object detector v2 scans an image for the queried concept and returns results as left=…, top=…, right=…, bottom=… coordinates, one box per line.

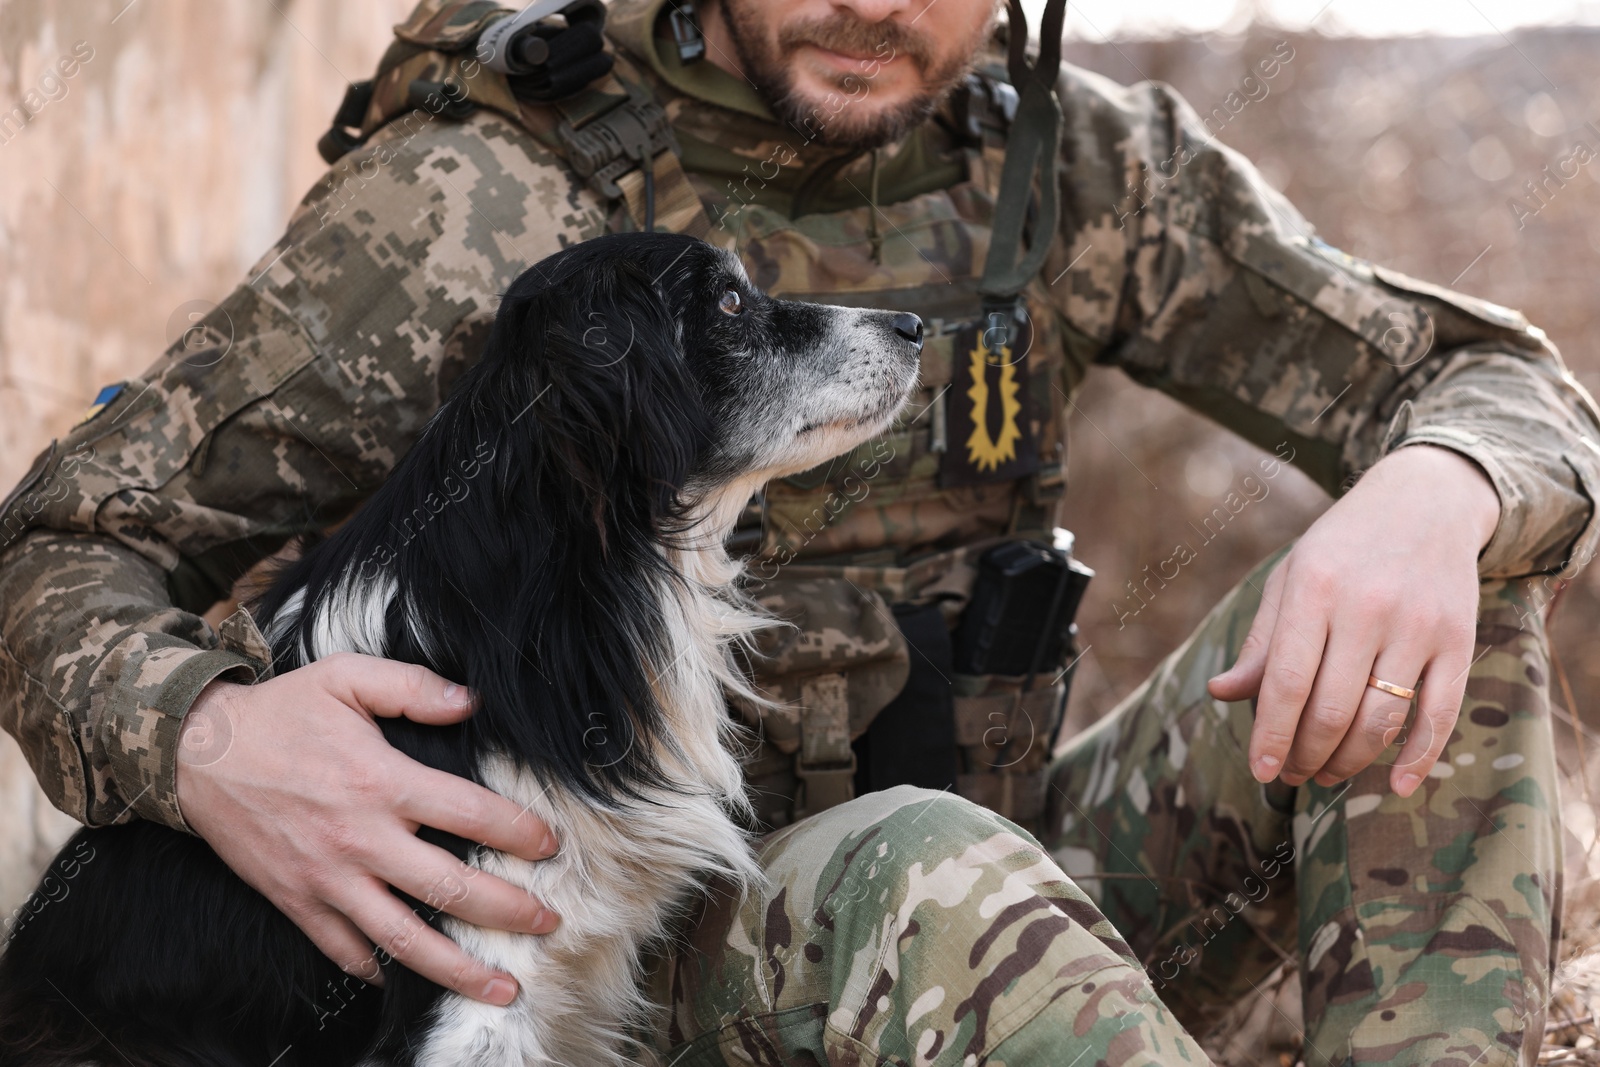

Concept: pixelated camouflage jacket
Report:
left=2, top=0, right=1598, bottom=832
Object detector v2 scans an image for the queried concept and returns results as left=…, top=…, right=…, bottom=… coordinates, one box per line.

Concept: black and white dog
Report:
left=0, top=233, right=923, bottom=1066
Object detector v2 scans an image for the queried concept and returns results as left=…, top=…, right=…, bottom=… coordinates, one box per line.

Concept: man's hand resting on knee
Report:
left=174, top=652, right=561, bottom=1005
left=1209, top=445, right=1502, bottom=797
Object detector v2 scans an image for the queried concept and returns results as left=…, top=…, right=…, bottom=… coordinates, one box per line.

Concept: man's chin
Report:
left=774, top=85, right=941, bottom=151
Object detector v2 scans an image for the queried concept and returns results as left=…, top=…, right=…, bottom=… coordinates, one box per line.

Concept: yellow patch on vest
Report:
left=964, top=339, right=1022, bottom=472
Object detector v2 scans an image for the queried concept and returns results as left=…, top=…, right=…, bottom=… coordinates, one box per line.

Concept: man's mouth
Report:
left=807, top=42, right=903, bottom=69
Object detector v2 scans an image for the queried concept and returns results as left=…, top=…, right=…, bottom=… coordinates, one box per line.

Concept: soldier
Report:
left=0, top=0, right=1594, bottom=1062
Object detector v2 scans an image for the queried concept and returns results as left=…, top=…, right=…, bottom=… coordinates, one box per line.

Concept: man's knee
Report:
left=842, top=783, right=1008, bottom=829
left=764, top=785, right=1040, bottom=896
left=778, top=784, right=1032, bottom=867
left=764, top=784, right=1107, bottom=939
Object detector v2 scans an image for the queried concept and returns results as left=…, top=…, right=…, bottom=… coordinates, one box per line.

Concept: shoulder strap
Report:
left=319, top=0, right=712, bottom=238
left=977, top=0, right=1067, bottom=345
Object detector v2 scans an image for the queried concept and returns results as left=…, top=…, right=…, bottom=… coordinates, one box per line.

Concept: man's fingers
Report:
left=314, top=652, right=477, bottom=725
left=339, top=878, right=520, bottom=1005
left=1207, top=564, right=1285, bottom=704
left=1390, top=653, right=1470, bottom=797
left=397, top=764, right=560, bottom=862
left=377, top=842, right=559, bottom=936
left=1207, top=629, right=1270, bottom=703
left=1312, top=648, right=1425, bottom=785
left=1280, top=632, right=1380, bottom=786
left=291, top=902, right=387, bottom=987
left=1247, top=570, right=1329, bottom=783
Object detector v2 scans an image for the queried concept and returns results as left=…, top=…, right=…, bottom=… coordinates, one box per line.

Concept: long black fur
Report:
left=0, top=233, right=831, bottom=1067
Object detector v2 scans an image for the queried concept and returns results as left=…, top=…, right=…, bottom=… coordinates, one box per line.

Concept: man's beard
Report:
left=719, top=0, right=989, bottom=152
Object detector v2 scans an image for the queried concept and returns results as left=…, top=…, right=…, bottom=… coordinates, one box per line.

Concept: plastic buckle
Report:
left=317, top=79, right=376, bottom=164
left=980, top=295, right=1024, bottom=352
left=957, top=72, right=1019, bottom=142
left=557, top=88, right=679, bottom=200
left=667, top=1, right=705, bottom=64
left=990, top=81, right=1020, bottom=124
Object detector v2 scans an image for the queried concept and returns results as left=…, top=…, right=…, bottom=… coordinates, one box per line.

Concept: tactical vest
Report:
left=325, top=0, right=1083, bottom=834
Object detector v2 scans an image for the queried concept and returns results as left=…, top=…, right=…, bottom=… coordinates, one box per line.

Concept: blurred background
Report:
left=1, top=0, right=1597, bottom=1059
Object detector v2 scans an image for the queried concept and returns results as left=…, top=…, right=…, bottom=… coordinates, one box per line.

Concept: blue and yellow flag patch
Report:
left=76, top=383, right=123, bottom=427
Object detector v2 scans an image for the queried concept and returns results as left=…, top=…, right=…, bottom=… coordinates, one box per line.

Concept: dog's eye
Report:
left=718, top=289, right=744, bottom=316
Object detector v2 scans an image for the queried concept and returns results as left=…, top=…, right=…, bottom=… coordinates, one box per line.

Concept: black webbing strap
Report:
left=318, top=79, right=377, bottom=166
left=978, top=0, right=1068, bottom=347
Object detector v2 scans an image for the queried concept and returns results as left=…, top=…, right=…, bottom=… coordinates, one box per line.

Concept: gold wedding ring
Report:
left=1367, top=675, right=1417, bottom=700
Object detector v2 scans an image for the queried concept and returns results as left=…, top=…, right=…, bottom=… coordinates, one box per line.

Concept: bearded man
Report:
left=2, top=0, right=1592, bottom=1062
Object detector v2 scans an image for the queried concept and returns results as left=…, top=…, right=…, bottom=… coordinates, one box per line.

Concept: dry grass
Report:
left=1544, top=819, right=1600, bottom=1066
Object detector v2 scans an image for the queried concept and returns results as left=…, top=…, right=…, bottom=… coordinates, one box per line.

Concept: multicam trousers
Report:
left=643, top=549, right=1561, bottom=1066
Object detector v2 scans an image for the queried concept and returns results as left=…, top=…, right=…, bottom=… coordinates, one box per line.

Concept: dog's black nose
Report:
left=892, top=313, right=924, bottom=350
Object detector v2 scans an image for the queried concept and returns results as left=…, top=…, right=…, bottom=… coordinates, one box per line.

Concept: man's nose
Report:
left=832, top=0, right=914, bottom=23
left=892, top=312, right=923, bottom=350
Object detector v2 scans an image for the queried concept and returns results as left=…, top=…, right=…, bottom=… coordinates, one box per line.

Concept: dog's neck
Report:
left=673, top=474, right=768, bottom=587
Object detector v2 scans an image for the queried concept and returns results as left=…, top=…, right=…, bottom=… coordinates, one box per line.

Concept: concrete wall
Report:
left=0, top=1, right=412, bottom=462
left=0, top=0, right=412, bottom=913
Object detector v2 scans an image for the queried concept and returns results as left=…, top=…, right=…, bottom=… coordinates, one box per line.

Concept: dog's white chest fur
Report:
left=400, top=569, right=764, bottom=1067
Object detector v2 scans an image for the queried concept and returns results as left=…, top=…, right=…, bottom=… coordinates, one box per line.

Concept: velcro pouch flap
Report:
left=739, top=575, right=911, bottom=754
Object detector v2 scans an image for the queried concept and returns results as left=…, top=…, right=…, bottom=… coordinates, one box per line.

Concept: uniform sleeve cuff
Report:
left=104, top=645, right=265, bottom=832
left=1380, top=404, right=1548, bottom=577
left=1377, top=382, right=1600, bottom=577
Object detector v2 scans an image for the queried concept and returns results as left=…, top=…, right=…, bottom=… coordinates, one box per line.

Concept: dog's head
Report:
left=476, top=232, right=923, bottom=541
left=258, top=234, right=921, bottom=802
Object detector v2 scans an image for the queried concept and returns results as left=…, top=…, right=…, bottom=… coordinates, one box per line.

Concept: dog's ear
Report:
left=485, top=256, right=711, bottom=544
left=390, top=256, right=714, bottom=804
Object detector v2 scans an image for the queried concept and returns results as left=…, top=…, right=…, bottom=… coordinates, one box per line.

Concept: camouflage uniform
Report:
left=1, top=0, right=1597, bottom=1061
left=1047, top=550, right=1565, bottom=1065
left=639, top=785, right=1208, bottom=1064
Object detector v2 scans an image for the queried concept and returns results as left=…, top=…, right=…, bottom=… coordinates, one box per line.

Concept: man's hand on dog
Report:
left=1209, top=444, right=1502, bottom=796
left=175, top=653, right=561, bottom=1005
